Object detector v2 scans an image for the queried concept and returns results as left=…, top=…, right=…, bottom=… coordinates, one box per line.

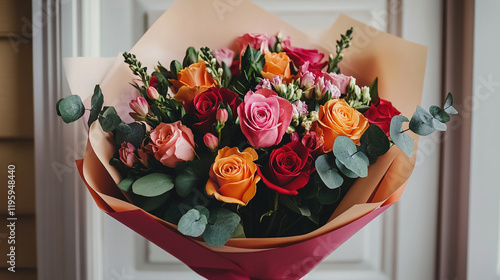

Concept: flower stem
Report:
left=264, top=193, right=280, bottom=237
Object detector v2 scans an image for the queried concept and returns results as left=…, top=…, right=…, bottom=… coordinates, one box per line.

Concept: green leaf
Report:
left=193, top=205, right=210, bottom=219
left=174, top=168, right=200, bottom=198
left=56, top=99, right=62, bottom=116
left=115, top=122, right=146, bottom=148
left=390, top=115, right=414, bottom=158
left=280, top=196, right=311, bottom=217
left=99, top=114, right=121, bottom=132
left=429, top=105, right=450, bottom=123
left=178, top=209, right=208, bottom=237
left=298, top=180, right=320, bottom=199
left=332, top=136, right=369, bottom=178
left=117, top=177, right=135, bottom=193
left=445, top=105, right=458, bottom=115
left=57, top=95, right=85, bottom=123
left=360, top=124, right=390, bottom=157
left=444, top=92, right=453, bottom=108
left=443, top=93, right=458, bottom=114
left=132, top=173, right=174, bottom=197
left=335, top=158, right=358, bottom=179
left=432, top=118, right=447, bottom=131
left=88, top=85, right=104, bottom=127
left=317, top=187, right=341, bottom=205
left=170, top=60, right=183, bottom=76
left=231, top=223, right=246, bottom=238
left=183, top=47, right=198, bottom=68
left=369, top=77, right=379, bottom=102
left=203, top=209, right=241, bottom=247
left=315, top=154, right=344, bottom=189
left=409, top=107, right=436, bottom=136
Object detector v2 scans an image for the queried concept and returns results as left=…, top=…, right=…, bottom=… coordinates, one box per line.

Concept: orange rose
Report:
left=171, top=61, right=215, bottom=105
left=206, top=147, right=260, bottom=206
left=316, top=99, right=369, bottom=151
left=261, top=51, right=292, bottom=81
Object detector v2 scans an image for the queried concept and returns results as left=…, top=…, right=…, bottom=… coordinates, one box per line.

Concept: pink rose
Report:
left=119, top=142, right=138, bottom=168
left=238, top=33, right=269, bottom=55
left=149, top=121, right=195, bottom=168
left=214, top=48, right=235, bottom=67
left=322, top=73, right=352, bottom=94
left=237, top=88, right=293, bottom=148
left=284, top=46, right=327, bottom=72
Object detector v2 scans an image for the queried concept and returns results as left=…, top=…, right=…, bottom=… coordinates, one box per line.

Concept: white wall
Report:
left=467, top=0, right=500, bottom=279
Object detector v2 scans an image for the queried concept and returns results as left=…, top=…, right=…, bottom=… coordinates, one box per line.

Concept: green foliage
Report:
left=178, top=208, right=208, bottom=237
left=183, top=47, right=199, bottom=68
left=203, top=209, right=241, bottom=247
left=88, top=85, right=104, bottom=127
left=333, top=136, right=369, bottom=178
left=327, top=27, right=354, bottom=74
left=230, top=45, right=265, bottom=97
left=360, top=124, right=390, bottom=158
left=57, top=95, right=85, bottom=123
left=390, top=115, right=414, bottom=158
left=132, top=173, right=174, bottom=197
left=409, top=106, right=436, bottom=136
left=315, top=154, right=344, bottom=189
left=280, top=195, right=311, bottom=217
left=98, top=106, right=122, bottom=132
left=369, top=77, right=379, bottom=102
left=115, top=122, right=146, bottom=148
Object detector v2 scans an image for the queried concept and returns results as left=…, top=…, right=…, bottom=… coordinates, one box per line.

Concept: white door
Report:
left=79, top=1, right=443, bottom=279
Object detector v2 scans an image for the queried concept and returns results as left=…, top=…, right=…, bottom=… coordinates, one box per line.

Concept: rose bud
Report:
left=119, top=142, right=138, bottom=168
left=147, top=86, right=159, bottom=100
left=129, top=97, right=149, bottom=117
left=216, top=108, right=228, bottom=124
left=204, top=133, right=219, bottom=151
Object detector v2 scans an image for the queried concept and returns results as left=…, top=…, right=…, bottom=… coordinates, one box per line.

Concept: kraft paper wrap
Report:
left=66, top=0, right=426, bottom=278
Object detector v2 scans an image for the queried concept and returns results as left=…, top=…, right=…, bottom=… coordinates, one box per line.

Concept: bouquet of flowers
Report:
left=58, top=0, right=457, bottom=279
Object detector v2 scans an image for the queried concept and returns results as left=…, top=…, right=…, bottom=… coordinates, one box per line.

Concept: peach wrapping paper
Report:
left=65, top=0, right=427, bottom=278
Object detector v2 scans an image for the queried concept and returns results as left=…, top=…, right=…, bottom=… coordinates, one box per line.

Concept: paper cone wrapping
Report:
left=66, top=0, right=427, bottom=278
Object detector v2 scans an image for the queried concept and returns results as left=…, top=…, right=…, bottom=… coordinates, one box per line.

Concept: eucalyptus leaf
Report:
left=203, top=209, right=241, bottom=247
left=178, top=209, right=208, bottom=237
left=57, top=95, right=85, bottom=123
left=332, top=136, right=369, bottom=178
left=444, top=92, right=453, bottom=108
left=99, top=114, right=121, bottom=132
left=193, top=205, right=210, bottom=219
left=335, top=158, right=358, bottom=179
left=315, top=154, right=344, bottom=189
left=409, top=109, right=436, bottom=136
left=429, top=105, right=450, bottom=123
left=88, top=85, right=104, bottom=127
left=390, top=115, right=414, bottom=158
left=132, top=173, right=174, bottom=197
left=360, top=124, right=390, bottom=157
left=174, top=168, right=200, bottom=198
left=117, top=177, right=135, bottom=193
left=432, top=118, right=447, bottom=131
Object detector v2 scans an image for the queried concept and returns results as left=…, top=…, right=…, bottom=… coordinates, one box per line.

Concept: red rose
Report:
left=284, top=46, right=327, bottom=72
left=363, top=98, right=401, bottom=135
left=189, top=87, right=241, bottom=134
left=300, top=131, right=325, bottom=159
left=149, top=76, right=158, bottom=87
left=257, top=142, right=314, bottom=195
